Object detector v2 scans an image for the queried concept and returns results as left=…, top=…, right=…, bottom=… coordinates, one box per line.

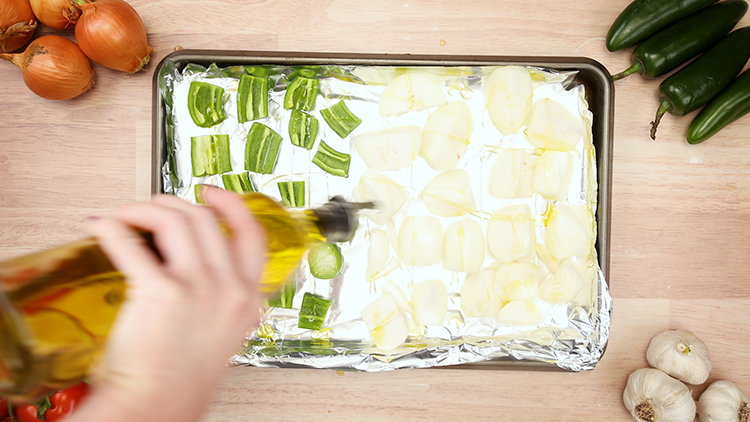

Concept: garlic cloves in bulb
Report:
left=697, top=380, right=750, bottom=422
left=647, top=330, right=712, bottom=385
left=623, top=368, right=696, bottom=422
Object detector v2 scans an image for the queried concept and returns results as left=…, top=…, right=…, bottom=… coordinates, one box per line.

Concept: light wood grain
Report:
left=2, top=1, right=749, bottom=420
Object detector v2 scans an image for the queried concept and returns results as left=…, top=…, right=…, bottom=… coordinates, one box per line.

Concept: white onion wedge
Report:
left=379, top=73, right=446, bottom=117
left=397, top=216, right=444, bottom=266
left=496, top=300, right=543, bottom=326
left=353, top=170, right=408, bottom=225
left=353, top=125, right=422, bottom=171
left=420, top=101, right=475, bottom=170
left=366, top=230, right=389, bottom=282
left=460, top=268, right=503, bottom=318
left=486, top=205, right=536, bottom=263
left=488, top=149, right=536, bottom=199
left=493, top=262, right=541, bottom=302
left=442, top=219, right=485, bottom=273
left=532, top=150, right=574, bottom=201
left=538, top=258, right=584, bottom=304
left=410, top=280, right=448, bottom=326
left=422, top=169, right=476, bottom=217
left=361, top=293, right=409, bottom=350
left=544, top=204, right=594, bottom=260
left=525, top=99, right=583, bottom=151
left=484, top=66, right=533, bottom=135
left=381, top=280, right=411, bottom=315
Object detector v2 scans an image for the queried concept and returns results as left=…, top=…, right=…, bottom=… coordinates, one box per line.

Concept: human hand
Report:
left=66, top=187, right=267, bottom=422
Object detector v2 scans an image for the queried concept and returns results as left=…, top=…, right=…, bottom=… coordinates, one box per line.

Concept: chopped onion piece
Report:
left=353, top=125, right=422, bottom=171
left=410, top=280, right=448, bottom=326
left=492, top=262, right=541, bottom=302
left=486, top=205, right=536, bottom=263
left=460, top=268, right=503, bottom=318
left=538, top=259, right=584, bottom=304
left=489, top=149, right=537, bottom=199
left=525, top=99, right=583, bottom=151
left=443, top=219, right=485, bottom=273
left=379, top=73, right=447, bottom=117
left=532, top=151, right=574, bottom=201
left=484, top=66, right=533, bottom=135
left=496, top=300, right=543, bottom=326
left=420, top=101, right=475, bottom=170
left=422, top=169, right=476, bottom=217
left=353, top=170, right=408, bottom=225
left=381, top=280, right=411, bottom=315
left=545, top=204, right=594, bottom=260
left=386, top=219, right=399, bottom=255
left=397, top=216, right=444, bottom=266
left=366, top=230, right=389, bottom=282
left=361, top=293, right=409, bottom=350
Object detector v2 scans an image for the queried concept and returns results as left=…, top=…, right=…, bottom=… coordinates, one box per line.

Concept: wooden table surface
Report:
left=2, top=0, right=750, bottom=420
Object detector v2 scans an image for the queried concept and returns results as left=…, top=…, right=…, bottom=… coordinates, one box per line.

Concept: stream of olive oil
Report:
left=0, top=193, right=325, bottom=399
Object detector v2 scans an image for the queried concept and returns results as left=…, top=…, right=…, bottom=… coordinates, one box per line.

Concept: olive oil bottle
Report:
left=0, top=193, right=368, bottom=400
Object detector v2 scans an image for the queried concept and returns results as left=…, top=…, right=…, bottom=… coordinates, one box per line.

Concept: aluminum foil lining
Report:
left=160, top=62, right=613, bottom=371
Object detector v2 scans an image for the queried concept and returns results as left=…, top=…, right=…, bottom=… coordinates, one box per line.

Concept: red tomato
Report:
left=0, top=397, right=8, bottom=419
left=16, top=382, right=89, bottom=422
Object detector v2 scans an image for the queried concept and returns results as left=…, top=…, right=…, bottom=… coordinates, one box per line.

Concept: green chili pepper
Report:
left=650, top=26, right=750, bottom=140
left=606, top=0, right=719, bottom=52
left=612, top=0, right=747, bottom=81
left=191, top=134, right=232, bottom=177
left=187, top=81, right=227, bottom=128
left=687, top=68, right=750, bottom=143
left=237, top=74, right=270, bottom=123
left=320, top=100, right=362, bottom=138
left=288, top=109, right=319, bottom=150
left=312, top=141, right=351, bottom=178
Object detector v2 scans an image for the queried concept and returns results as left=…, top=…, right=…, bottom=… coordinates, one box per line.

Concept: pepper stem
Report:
left=8, top=400, right=17, bottom=422
left=611, top=61, right=643, bottom=81
left=650, top=100, right=672, bottom=140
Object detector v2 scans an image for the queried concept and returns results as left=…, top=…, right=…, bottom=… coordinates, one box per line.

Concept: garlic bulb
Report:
left=532, top=150, right=575, bottom=201
left=443, top=219, right=485, bottom=273
left=361, top=293, right=409, bottom=350
left=538, top=258, right=584, bottom=304
left=647, top=330, right=712, bottom=385
left=525, top=98, right=583, bottom=152
left=544, top=204, right=594, bottom=260
left=493, top=262, right=541, bottom=302
left=496, top=300, right=543, bottom=326
left=410, top=280, right=448, bottom=326
left=353, top=125, right=422, bottom=171
left=397, top=216, right=444, bottom=266
left=352, top=170, right=408, bottom=225
left=486, top=204, right=536, bottom=263
left=484, top=66, right=533, bottom=135
left=420, top=100, right=475, bottom=170
left=623, top=368, right=696, bottom=422
left=488, top=148, right=537, bottom=199
left=422, top=169, right=476, bottom=217
left=698, top=380, right=750, bottom=422
left=379, top=73, right=446, bottom=117
left=460, top=268, right=502, bottom=318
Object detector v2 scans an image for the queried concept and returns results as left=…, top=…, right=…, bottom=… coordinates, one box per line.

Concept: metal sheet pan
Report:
left=151, top=50, right=613, bottom=369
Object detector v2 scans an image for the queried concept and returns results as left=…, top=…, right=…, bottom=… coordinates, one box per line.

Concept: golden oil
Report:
left=0, top=193, right=365, bottom=400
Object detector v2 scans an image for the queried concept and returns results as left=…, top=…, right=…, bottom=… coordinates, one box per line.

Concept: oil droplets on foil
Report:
left=448, top=78, right=474, bottom=100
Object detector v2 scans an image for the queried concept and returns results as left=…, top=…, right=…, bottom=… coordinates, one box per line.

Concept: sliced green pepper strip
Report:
left=277, top=180, right=306, bottom=208
left=191, top=134, right=232, bottom=177
left=266, top=274, right=296, bottom=309
left=194, top=184, right=211, bottom=204
left=289, top=109, right=319, bottom=150
left=312, top=141, right=350, bottom=178
left=245, top=123, right=283, bottom=174
left=298, top=292, right=332, bottom=330
left=237, top=74, right=270, bottom=123
left=187, top=81, right=227, bottom=128
left=222, top=172, right=256, bottom=193
left=308, top=242, right=343, bottom=279
left=320, top=100, right=362, bottom=138
left=283, top=77, right=319, bottom=111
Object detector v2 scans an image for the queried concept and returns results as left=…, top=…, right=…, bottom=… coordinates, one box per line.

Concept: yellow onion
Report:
left=489, top=148, right=536, bottom=199
left=442, top=219, right=485, bottom=273
left=460, top=268, right=503, bottom=318
left=379, top=73, right=446, bottom=117
left=1, top=0, right=37, bottom=53
left=29, top=0, right=80, bottom=29
left=397, top=216, right=443, bottom=267
left=493, top=262, right=541, bottom=302
left=361, top=293, right=409, bottom=351
left=422, top=169, right=476, bottom=217
left=1, top=35, right=94, bottom=100
left=420, top=100, right=475, bottom=170
left=486, top=204, right=536, bottom=263
left=484, top=66, right=533, bottom=135
left=544, top=204, right=595, bottom=260
left=410, top=280, right=448, bottom=326
left=496, top=300, right=543, bottom=326
left=74, top=0, right=153, bottom=73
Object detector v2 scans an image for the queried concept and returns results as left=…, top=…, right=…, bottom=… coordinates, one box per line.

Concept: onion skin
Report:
left=0, top=0, right=38, bottom=53
left=1, top=35, right=95, bottom=100
left=29, top=0, right=81, bottom=30
left=74, top=0, right=153, bottom=73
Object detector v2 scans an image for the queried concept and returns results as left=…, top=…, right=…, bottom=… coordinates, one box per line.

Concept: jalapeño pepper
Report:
left=687, top=68, right=750, bottom=143
left=650, top=26, right=750, bottom=140
left=612, top=0, right=747, bottom=81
